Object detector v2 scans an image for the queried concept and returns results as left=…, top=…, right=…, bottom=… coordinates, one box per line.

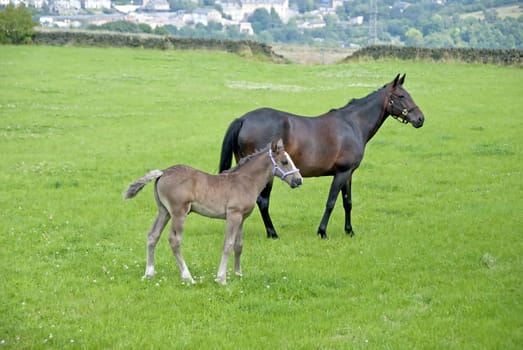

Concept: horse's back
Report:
left=238, top=107, right=314, bottom=153
left=240, top=108, right=291, bottom=136
left=237, top=108, right=361, bottom=177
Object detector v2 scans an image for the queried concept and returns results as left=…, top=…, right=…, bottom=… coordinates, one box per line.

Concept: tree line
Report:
left=89, top=0, right=523, bottom=49
left=1, top=0, right=522, bottom=49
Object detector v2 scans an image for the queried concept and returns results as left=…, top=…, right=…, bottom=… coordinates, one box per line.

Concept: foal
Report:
left=123, top=139, right=302, bottom=285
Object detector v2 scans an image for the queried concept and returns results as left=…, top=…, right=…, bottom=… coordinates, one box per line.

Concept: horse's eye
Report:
left=281, top=160, right=288, bottom=166
left=398, top=95, right=405, bottom=98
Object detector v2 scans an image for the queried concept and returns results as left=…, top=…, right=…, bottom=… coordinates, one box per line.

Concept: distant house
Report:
left=84, top=0, right=111, bottom=10
left=218, top=0, right=291, bottom=23
left=183, top=8, right=221, bottom=26
left=48, top=0, right=82, bottom=15
left=393, top=1, right=411, bottom=13
left=297, top=18, right=326, bottom=30
left=239, top=21, right=253, bottom=35
left=142, top=0, right=170, bottom=12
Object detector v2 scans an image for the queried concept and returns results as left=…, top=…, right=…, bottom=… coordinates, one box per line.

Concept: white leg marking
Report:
left=143, top=265, right=155, bottom=279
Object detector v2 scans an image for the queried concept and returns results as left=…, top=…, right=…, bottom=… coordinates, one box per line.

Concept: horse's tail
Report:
left=219, top=118, right=243, bottom=172
left=123, top=169, right=164, bottom=200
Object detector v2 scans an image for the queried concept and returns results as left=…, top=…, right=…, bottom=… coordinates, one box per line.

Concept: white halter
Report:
left=268, top=149, right=300, bottom=180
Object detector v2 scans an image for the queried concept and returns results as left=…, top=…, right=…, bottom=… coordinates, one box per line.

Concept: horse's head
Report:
left=387, top=74, right=424, bottom=128
left=269, top=139, right=303, bottom=188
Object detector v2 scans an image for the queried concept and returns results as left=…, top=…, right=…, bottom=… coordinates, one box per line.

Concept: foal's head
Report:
left=269, top=139, right=303, bottom=189
left=387, top=74, right=425, bottom=128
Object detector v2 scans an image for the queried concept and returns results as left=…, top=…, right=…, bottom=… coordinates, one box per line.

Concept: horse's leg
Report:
left=317, top=171, right=351, bottom=239
left=256, top=181, right=279, bottom=239
left=234, top=221, right=244, bottom=277
left=143, top=207, right=170, bottom=279
left=216, top=212, right=242, bottom=285
left=341, top=176, right=355, bottom=237
left=168, top=214, right=195, bottom=284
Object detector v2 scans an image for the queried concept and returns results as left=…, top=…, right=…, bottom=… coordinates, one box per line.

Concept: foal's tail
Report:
left=219, top=118, right=243, bottom=172
left=123, top=169, right=164, bottom=200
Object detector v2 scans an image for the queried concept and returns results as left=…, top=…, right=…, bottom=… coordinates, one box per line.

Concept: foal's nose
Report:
left=292, top=177, right=303, bottom=188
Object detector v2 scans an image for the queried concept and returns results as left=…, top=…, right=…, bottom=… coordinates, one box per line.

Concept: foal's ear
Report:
left=272, top=138, right=284, bottom=153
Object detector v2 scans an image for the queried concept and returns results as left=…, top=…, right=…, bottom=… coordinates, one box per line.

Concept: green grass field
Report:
left=1, top=45, right=522, bottom=349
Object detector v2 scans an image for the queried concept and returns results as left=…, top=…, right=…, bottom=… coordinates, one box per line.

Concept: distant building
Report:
left=239, top=21, right=253, bottom=35
left=84, top=0, right=111, bottom=10
left=142, top=0, right=170, bottom=12
left=218, top=0, right=291, bottom=23
left=48, top=0, right=82, bottom=15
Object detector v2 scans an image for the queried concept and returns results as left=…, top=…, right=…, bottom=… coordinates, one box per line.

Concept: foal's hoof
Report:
left=215, top=277, right=227, bottom=285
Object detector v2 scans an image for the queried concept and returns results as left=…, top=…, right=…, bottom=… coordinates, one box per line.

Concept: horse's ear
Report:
left=399, top=73, right=406, bottom=85
left=272, top=138, right=284, bottom=153
left=393, top=74, right=400, bottom=87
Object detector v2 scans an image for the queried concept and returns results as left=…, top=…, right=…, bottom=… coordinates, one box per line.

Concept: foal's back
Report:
left=156, top=165, right=258, bottom=219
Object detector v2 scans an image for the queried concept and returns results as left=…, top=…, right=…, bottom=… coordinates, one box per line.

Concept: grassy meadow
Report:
left=0, top=45, right=521, bottom=349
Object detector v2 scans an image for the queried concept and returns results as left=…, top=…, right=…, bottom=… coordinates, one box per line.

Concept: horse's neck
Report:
left=343, top=90, right=388, bottom=143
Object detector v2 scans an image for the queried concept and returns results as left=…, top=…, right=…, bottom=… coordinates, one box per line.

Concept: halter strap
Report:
left=268, top=149, right=300, bottom=180
left=388, top=97, right=419, bottom=124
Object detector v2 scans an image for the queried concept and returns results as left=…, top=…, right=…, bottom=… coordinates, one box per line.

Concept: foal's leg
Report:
left=144, top=207, right=170, bottom=279
left=256, top=181, right=279, bottom=239
left=317, top=171, right=351, bottom=239
left=341, top=176, right=355, bottom=237
left=216, top=212, right=242, bottom=285
left=234, top=221, right=244, bottom=277
left=168, top=214, right=195, bottom=284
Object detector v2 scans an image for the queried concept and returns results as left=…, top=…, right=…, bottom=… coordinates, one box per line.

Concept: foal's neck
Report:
left=237, top=152, right=274, bottom=192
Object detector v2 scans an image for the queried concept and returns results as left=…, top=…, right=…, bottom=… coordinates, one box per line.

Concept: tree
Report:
left=0, top=4, right=36, bottom=44
left=248, top=8, right=272, bottom=34
left=404, top=27, right=423, bottom=46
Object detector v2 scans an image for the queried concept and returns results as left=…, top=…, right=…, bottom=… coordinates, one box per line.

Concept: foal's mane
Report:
left=222, top=144, right=270, bottom=173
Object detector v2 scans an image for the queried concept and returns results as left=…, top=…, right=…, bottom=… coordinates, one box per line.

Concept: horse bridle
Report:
left=268, top=149, right=300, bottom=180
left=388, top=96, right=419, bottom=124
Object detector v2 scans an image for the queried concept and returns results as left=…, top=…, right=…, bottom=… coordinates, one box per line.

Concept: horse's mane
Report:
left=222, top=144, right=270, bottom=173
left=328, top=83, right=388, bottom=113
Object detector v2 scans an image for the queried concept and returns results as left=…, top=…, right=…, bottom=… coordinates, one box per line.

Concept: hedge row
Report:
left=346, top=45, right=522, bottom=65
left=32, top=29, right=521, bottom=66
left=33, top=28, right=287, bottom=62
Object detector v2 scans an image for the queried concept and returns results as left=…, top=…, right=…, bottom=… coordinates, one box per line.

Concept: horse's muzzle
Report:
left=291, top=177, right=303, bottom=188
left=411, top=114, right=424, bottom=128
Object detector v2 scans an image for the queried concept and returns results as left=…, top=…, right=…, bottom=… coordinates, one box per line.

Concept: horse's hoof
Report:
left=318, top=233, right=328, bottom=240
left=267, top=231, right=279, bottom=239
left=346, top=230, right=355, bottom=237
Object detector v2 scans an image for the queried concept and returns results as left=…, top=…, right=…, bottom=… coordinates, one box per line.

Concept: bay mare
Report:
left=219, top=74, right=424, bottom=239
left=124, top=139, right=302, bottom=285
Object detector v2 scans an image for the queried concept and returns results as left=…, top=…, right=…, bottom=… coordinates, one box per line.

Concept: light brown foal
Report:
left=124, top=139, right=302, bottom=285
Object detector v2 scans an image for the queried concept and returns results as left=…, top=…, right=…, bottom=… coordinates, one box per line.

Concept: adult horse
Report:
left=219, top=74, right=424, bottom=239
left=124, top=139, right=302, bottom=285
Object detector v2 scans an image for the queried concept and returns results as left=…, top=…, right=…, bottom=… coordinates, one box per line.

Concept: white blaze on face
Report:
left=284, top=151, right=298, bottom=172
